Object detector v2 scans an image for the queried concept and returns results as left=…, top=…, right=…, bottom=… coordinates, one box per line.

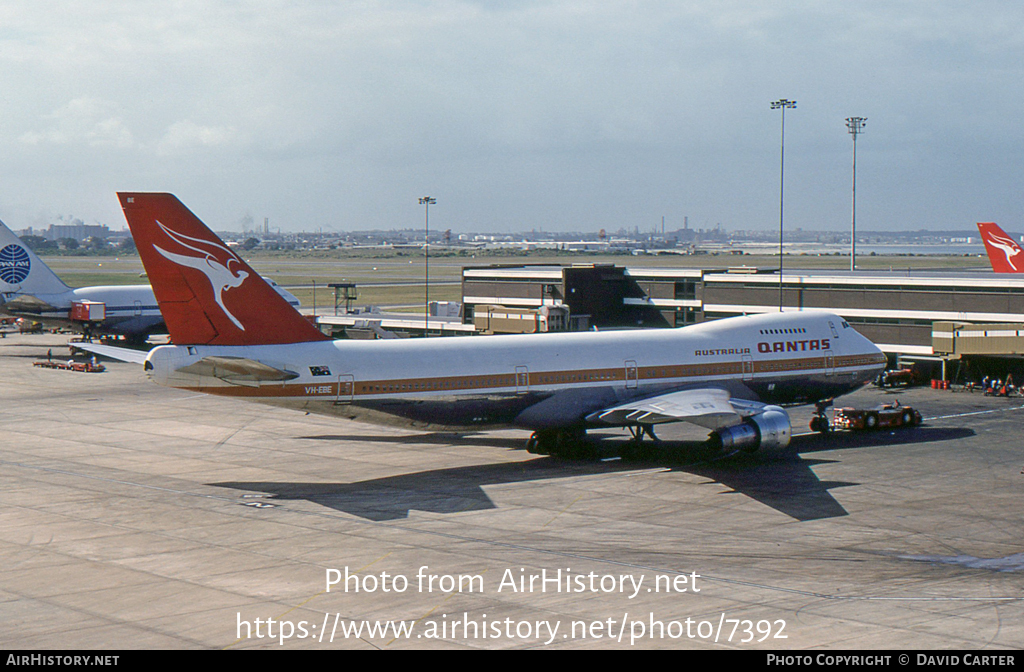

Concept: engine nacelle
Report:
left=709, top=406, right=792, bottom=452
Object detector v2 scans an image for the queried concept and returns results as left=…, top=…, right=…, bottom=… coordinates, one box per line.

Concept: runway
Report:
left=1, top=332, right=1022, bottom=649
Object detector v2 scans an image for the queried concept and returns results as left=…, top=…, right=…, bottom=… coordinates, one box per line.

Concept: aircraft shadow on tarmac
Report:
left=215, top=426, right=974, bottom=523
left=299, top=432, right=520, bottom=449
left=3, top=344, right=74, bottom=359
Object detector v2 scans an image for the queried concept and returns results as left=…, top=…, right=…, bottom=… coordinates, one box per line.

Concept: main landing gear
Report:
left=809, top=398, right=834, bottom=434
left=621, top=424, right=660, bottom=460
left=524, top=423, right=662, bottom=460
left=525, top=426, right=595, bottom=459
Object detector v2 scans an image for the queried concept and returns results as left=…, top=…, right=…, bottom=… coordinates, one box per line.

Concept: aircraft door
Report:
left=624, top=360, right=638, bottom=389
left=335, top=374, right=355, bottom=404
left=134, top=300, right=142, bottom=316
left=515, top=366, right=529, bottom=394
left=824, top=351, right=835, bottom=377
left=742, top=355, right=754, bottom=381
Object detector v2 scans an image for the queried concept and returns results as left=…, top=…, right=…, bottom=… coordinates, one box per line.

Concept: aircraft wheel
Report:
left=553, top=427, right=590, bottom=459
left=809, top=416, right=830, bottom=433
left=568, top=441, right=596, bottom=460
left=624, top=441, right=657, bottom=461
left=706, top=432, right=724, bottom=452
left=527, top=431, right=556, bottom=455
left=525, top=434, right=539, bottom=454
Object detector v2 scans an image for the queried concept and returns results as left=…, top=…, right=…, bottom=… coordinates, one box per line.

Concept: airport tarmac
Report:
left=1, top=332, right=1022, bottom=650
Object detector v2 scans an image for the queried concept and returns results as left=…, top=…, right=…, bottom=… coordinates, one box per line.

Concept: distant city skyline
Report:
left=1, top=3, right=1022, bottom=234
left=11, top=219, right=1014, bottom=246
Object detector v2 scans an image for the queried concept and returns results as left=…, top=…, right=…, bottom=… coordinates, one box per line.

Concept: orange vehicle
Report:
left=875, top=368, right=915, bottom=388
left=33, top=360, right=106, bottom=373
left=832, top=401, right=921, bottom=431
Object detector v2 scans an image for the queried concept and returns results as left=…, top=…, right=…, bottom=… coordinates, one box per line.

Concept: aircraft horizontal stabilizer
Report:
left=175, top=356, right=299, bottom=385
left=72, top=342, right=150, bottom=364
left=586, top=388, right=745, bottom=430
left=1, top=294, right=57, bottom=312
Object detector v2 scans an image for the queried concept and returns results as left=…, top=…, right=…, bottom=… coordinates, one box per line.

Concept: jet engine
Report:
left=708, top=406, right=791, bottom=452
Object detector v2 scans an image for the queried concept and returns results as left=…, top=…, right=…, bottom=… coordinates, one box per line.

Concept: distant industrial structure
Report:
left=20, top=222, right=116, bottom=243
left=460, top=263, right=1024, bottom=379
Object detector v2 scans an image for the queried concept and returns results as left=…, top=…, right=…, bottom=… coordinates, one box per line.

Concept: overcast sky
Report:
left=1, top=1, right=1022, bottom=234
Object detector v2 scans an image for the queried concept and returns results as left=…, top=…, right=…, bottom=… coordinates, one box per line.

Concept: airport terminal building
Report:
left=461, top=264, right=1024, bottom=374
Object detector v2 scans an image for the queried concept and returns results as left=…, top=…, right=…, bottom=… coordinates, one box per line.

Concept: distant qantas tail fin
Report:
left=0, top=219, right=71, bottom=296
left=977, top=222, right=1024, bottom=273
left=117, top=193, right=328, bottom=345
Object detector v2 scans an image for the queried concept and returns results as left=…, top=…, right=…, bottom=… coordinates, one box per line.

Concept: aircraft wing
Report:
left=72, top=342, right=149, bottom=364
left=585, top=388, right=770, bottom=430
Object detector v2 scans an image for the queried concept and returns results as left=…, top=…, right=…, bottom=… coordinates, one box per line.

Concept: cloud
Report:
left=155, top=120, right=242, bottom=156
left=19, top=97, right=133, bottom=148
left=2, top=2, right=1024, bottom=231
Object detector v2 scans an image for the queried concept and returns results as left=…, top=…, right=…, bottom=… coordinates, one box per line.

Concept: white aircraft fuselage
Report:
left=143, top=310, right=885, bottom=432
left=7, top=285, right=164, bottom=337
left=2, top=279, right=300, bottom=340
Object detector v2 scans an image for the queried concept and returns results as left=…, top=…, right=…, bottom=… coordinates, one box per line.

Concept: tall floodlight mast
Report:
left=771, top=99, right=796, bottom=311
left=845, top=117, right=867, bottom=271
left=419, top=196, right=436, bottom=336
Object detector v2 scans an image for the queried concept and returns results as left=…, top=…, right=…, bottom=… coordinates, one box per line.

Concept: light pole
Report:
left=771, top=98, right=796, bottom=312
left=845, top=117, right=866, bottom=271
left=419, top=196, right=436, bottom=336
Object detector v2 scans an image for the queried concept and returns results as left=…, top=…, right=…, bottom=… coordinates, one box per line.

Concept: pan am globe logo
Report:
left=0, top=244, right=31, bottom=284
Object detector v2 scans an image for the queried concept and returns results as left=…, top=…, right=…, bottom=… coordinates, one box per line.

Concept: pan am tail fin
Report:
left=0, top=219, right=71, bottom=296
left=117, top=193, right=328, bottom=345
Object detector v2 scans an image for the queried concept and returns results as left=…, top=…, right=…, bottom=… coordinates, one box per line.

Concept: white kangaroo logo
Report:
left=153, top=220, right=249, bottom=330
left=986, top=229, right=1022, bottom=271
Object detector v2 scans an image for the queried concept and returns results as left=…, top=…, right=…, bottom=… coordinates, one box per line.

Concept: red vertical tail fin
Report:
left=977, top=222, right=1024, bottom=273
left=118, top=193, right=328, bottom=345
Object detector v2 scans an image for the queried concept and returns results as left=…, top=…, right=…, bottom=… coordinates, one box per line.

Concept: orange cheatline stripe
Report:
left=178, top=352, right=885, bottom=399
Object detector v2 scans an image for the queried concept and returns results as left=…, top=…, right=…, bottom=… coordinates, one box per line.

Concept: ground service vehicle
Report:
left=832, top=402, right=921, bottom=431
left=875, top=369, right=915, bottom=388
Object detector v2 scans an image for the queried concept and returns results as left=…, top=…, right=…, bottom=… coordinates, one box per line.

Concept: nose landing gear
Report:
left=809, top=398, right=834, bottom=434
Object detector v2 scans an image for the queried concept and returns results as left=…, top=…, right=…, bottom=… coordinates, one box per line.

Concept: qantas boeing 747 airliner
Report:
left=85, top=193, right=888, bottom=458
